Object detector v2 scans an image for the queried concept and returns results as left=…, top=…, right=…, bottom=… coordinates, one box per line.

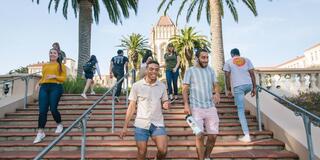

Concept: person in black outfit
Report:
left=110, top=49, right=129, bottom=102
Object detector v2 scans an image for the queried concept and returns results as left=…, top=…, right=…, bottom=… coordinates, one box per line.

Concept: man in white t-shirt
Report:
left=223, top=48, right=256, bottom=143
left=120, top=60, right=170, bottom=160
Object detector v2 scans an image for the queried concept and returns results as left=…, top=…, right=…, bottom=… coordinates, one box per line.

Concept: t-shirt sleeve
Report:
left=223, top=61, right=231, bottom=72
left=128, top=83, right=137, bottom=101
left=183, top=69, right=191, bottom=84
left=246, top=58, right=254, bottom=70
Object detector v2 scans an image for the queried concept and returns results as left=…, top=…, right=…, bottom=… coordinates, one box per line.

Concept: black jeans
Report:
left=112, top=71, right=124, bottom=97
left=38, top=83, right=63, bottom=128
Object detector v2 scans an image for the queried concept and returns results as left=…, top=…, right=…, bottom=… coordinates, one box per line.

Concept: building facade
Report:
left=150, top=16, right=178, bottom=66
left=27, top=58, right=77, bottom=78
left=276, top=43, right=320, bottom=68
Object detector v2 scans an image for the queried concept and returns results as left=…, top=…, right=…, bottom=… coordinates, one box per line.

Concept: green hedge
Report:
left=62, top=78, right=109, bottom=94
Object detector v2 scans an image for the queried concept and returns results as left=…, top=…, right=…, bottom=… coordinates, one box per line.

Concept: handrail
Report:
left=256, top=85, right=320, bottom=160
left=0, top=71, right=41, bottom=109
left=0, top=71, right=41, bottom=85
left=33, top=69, right=135, bottom=160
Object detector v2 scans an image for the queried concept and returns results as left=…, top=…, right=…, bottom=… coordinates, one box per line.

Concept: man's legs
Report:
left=135, top=127, right=150, bottom=160
left=195, top=134, right=205, bottom=160
left=136, top=141, right=148, bottom=160
left=151, top=124, right=168, bottom=160
left=204, top=134, right=217, bottom=159
left=203, top=107, right=219, bottom=159
left=115, top=73, right=124, bottom=97
left=234, top=84, right=252, bottom=142
left=192, top=108, right=206, bottom=160
left=151, top=135, right=168, bottom=160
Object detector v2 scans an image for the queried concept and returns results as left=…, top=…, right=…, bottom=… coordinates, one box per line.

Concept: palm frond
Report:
left=196, top=0, right=205, bottom=21
left=92, top=0, right=100, bottom=24
left=186, top=0, right=199, bottom=22
left=242, top=0, right=258, bottom=16
left=175, top=0, right=188, bottom=25
left=226, top=0, right=238, bottom=22
left=62, top=0, right=68, bottom=19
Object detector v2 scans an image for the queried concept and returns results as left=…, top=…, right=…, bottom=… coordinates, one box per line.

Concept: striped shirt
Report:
left=183, top=66, right=217, bottom=109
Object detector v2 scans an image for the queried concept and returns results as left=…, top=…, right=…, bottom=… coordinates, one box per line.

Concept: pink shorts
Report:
left=191, top=107, right=219, bottom=134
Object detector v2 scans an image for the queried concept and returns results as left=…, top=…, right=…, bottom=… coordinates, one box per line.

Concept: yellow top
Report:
left=39, top=62, right=67, bottom=84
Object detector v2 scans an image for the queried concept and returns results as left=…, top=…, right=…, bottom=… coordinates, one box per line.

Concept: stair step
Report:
left=0, top=149, right=298, bottom=159
left=0, top=122, right=261, bottom=132
left=19, top=105, right=238, bottom=110
left=0, top=139, right=285, bottom=152
left=0, top=130, right=272, bottom=141
left=0, top=115, right=257, bottom=125
left=0, top=115, right=256, bottom=121
left=8, top=109, right=250, bottom=115
left=0, top=93, right=299, bottom=159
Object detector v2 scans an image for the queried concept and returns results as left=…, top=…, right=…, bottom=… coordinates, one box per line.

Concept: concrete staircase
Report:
left=0, top=94, right=299, bottom=159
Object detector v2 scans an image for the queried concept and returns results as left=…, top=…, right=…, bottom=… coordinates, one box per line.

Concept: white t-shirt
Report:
left=223, top=56, right=254, bottom=87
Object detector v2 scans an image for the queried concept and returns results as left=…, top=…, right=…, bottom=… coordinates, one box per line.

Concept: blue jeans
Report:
left=134, top=124, right=167, bottom=141
left=165, top=69, right=179, bottom=96
left=38, top=83, right=63, bottom=128
left=233, top=84, right=252, bottom=135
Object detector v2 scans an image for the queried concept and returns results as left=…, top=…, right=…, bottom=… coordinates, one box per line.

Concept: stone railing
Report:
left=255, top=68, right=320, bottom=96
left=0, top=73, right=41, bottom=108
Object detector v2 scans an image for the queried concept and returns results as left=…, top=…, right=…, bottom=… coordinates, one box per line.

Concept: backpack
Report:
left=83, top=61, right=95, bottom=73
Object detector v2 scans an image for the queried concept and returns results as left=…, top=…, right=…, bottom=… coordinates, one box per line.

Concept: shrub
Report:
left=216, top=74, right=225, bottom=93
left=63, top=78, right=110, bottom=94
left=278, top=92, right=320, bottom=117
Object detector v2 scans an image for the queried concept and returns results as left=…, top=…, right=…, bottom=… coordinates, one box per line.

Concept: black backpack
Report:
left=83, top=61, right=95, bottom=73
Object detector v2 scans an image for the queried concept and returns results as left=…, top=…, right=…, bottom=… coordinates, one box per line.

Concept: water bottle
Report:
left=185, top=114, right=203, bottom=136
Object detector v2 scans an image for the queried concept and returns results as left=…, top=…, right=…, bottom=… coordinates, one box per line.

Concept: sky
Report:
left=0, top=0, right=320, bottom=75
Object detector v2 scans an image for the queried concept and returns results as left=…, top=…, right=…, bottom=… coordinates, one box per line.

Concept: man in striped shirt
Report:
left=182, top=48, right=221, bottom=160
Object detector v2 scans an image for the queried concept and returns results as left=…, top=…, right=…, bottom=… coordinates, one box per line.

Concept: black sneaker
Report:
left=170, top=98, right=175, bottom=103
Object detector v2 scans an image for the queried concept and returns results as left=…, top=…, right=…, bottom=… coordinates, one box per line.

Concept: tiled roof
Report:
left=157, top=16, right=175, bottom=26
left=304, top=43, right=320, bottom=52
left=275, top=55, right=305, bottom=68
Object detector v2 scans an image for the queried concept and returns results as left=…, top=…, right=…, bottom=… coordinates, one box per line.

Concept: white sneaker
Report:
left=204, top=158, right=211, bottom=160
left=33, top=132, right=45, bottom=144
left=55, top=124, right=63, bottom=134
left=238, top=134, right=251, bottom=142
left=81, top=93, right=87, bottom=99
left=90, top=91, right=95, bottom=95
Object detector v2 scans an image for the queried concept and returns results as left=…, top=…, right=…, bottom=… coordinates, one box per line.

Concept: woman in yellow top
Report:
left=33, top=48, right=67, bottom=144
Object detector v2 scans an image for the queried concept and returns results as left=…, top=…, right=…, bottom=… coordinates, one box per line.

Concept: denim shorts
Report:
left=134, top=123, right=167, bottom=141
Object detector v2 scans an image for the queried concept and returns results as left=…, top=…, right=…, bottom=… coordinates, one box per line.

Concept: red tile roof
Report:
left=304, top=43, right=320, bottom=52
left=275, top=55, right=305, bottom=68
left=157, top=16, right=175, bottom=26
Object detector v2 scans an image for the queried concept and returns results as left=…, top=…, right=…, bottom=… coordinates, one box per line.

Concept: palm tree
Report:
left=158, top=0, right=258, bottom=74
left=118, top=33, right=149, bottom=70
left=170, top=27, right=210, bottom=78
left=32, top=0, right=138, bottom=77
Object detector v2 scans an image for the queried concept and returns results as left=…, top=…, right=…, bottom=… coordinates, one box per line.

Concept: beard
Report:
left=198, top=61, right=208, bottom=68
